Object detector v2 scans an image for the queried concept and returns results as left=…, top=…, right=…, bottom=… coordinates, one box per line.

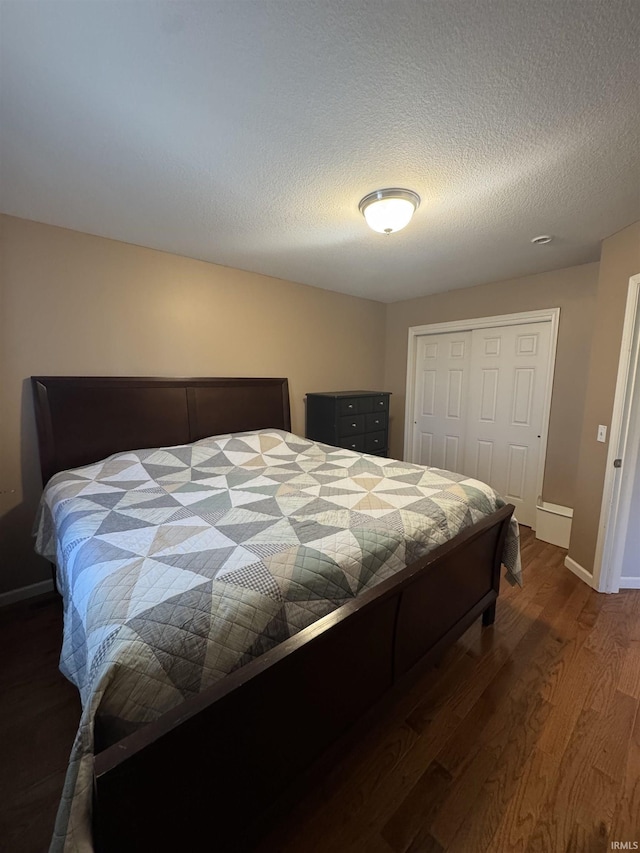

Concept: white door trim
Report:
left=593, top=274, right=640, bottom=593
left=404, top=308, right=561, bottom=516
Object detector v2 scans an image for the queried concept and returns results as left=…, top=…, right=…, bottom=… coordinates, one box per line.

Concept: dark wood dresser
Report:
left=305, top=391, right=391, bottom=456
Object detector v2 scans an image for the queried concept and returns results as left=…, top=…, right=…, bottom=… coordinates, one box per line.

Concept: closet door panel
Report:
left=465, top=323, right=551, bottom=526
left=411, top=332, right=472, bottom=473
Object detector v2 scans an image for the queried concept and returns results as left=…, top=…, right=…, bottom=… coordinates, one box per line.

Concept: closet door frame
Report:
left=404, top=308, right=561, bottom=523
left=593, top=274, right=640, bottom=593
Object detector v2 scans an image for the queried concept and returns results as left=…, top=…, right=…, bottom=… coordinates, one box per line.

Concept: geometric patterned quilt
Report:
left=34, top=429, right=521, bottom=852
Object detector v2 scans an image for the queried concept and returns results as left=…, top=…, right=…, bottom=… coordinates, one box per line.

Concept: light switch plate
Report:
left=597, top=425, right=607, bottom=443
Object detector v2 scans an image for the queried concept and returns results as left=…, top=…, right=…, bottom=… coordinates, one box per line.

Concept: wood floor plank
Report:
left=591, top=689, right=637, bottom=782
left=486, top=745, right=560, bottom=853
left=629, top=590, right=640, bottom=642
left=480, top=577, right=597, bottom=852
left=524, top=687, right=634, bottom=853
left=433, top=683, right=552, bottom=851
left=523, top=703, right=601, bottom=853
left=610, top=703, right=640, bottom=842
left=618, top=641, right=640, bottom=700
left=564, top=821, right=610, bottom=853
left=405, top=829, right=445, bottom=853
left=536, top=641, right=603, bottom=757
left=0, top=596, right=79, bottom=853
left=380, top=761, right=453, bottom=852
left=352, top=832, right=397, bottom=853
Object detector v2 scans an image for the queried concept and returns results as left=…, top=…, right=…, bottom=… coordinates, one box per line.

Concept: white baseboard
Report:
left=0, top=579, right=54, bottom=608
left=564, top=556, right=596, bottom=589
left=619, top=576, right=640, bottom=589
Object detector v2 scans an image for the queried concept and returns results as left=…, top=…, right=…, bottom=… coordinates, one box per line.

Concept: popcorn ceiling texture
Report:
left=0, top=0, right=638, bottom=302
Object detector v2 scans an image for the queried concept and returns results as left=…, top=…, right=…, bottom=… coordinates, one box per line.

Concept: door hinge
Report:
left=614, top=458, right=622, bottom=468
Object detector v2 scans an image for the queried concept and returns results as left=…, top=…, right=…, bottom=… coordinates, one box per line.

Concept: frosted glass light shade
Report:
left=359, top=188, right=420, bottom=234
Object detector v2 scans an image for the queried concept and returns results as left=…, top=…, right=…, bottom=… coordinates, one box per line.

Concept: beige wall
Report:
left=384, top=263, right=600, bottom=508
left=0, top=215, right=386, bottom=595
left=569, top=221, right=640, bottom=573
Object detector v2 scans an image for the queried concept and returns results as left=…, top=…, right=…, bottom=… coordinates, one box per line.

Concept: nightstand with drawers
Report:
left=305, top=390, right=391, bottom=456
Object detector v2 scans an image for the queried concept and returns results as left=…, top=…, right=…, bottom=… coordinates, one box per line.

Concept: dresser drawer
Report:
left=356, top=396, right=374, bottom=414
left=365, top=412, right=387, bottom=432
left=338, top=397, right=361, bottom=416
left=339, top=435, right=366, bottom=452
left=339, top=414, right=365, bottom=435
left=371, top=394, right=389, bottom=412
left=364, top=431, right=386, bottom=452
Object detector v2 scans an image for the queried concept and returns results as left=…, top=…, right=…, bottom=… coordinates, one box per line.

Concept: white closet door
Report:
left=411, top=331, right=472, bottom=473
left=464, top=322, right=552, bottom=526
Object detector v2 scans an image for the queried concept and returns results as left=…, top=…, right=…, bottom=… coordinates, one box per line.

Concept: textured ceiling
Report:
left=1, top=1, right=638, bottom=303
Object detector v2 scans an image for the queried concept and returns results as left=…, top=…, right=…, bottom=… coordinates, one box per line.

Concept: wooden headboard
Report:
left=31, top=376, right=291, bottom=485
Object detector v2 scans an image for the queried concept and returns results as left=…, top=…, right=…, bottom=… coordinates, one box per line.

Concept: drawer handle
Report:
left=373, top=439, right=379, bottom=444
left=374, top=419, right=380, bottom=425
left=351, top=423, right=357, bottom=428
left=347, top=404, right=354, bottom=409
left=351, top=443, right=356, bottom=448
left=378, top=401, right=384, bottom=406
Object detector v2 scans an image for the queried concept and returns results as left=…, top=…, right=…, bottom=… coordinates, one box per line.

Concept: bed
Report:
left=31, top=376, right=519, bottom=853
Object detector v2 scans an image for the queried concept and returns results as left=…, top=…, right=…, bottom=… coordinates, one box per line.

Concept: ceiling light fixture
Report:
left=531, top=234, right=553, bottom=245
left=359, top=188, right=420, bottom=234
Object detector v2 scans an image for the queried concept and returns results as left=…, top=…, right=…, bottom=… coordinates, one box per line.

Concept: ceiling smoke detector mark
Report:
left=531, top=235, right=553, bottom=245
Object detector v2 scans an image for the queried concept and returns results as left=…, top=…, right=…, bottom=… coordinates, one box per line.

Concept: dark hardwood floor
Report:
left=1, top=528, right=639, bottom=852
left=0, top=593, right=79, bottom=853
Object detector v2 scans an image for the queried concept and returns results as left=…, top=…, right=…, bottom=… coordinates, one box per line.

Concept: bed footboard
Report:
left=93, top=504, right=514, bottom=852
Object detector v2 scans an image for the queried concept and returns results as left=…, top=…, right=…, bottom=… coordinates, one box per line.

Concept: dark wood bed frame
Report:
left=31, top=376, right=514, bottom=852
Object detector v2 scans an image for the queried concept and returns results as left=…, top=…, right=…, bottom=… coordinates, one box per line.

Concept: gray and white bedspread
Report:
left=34, top=429, right=521, bottom=852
